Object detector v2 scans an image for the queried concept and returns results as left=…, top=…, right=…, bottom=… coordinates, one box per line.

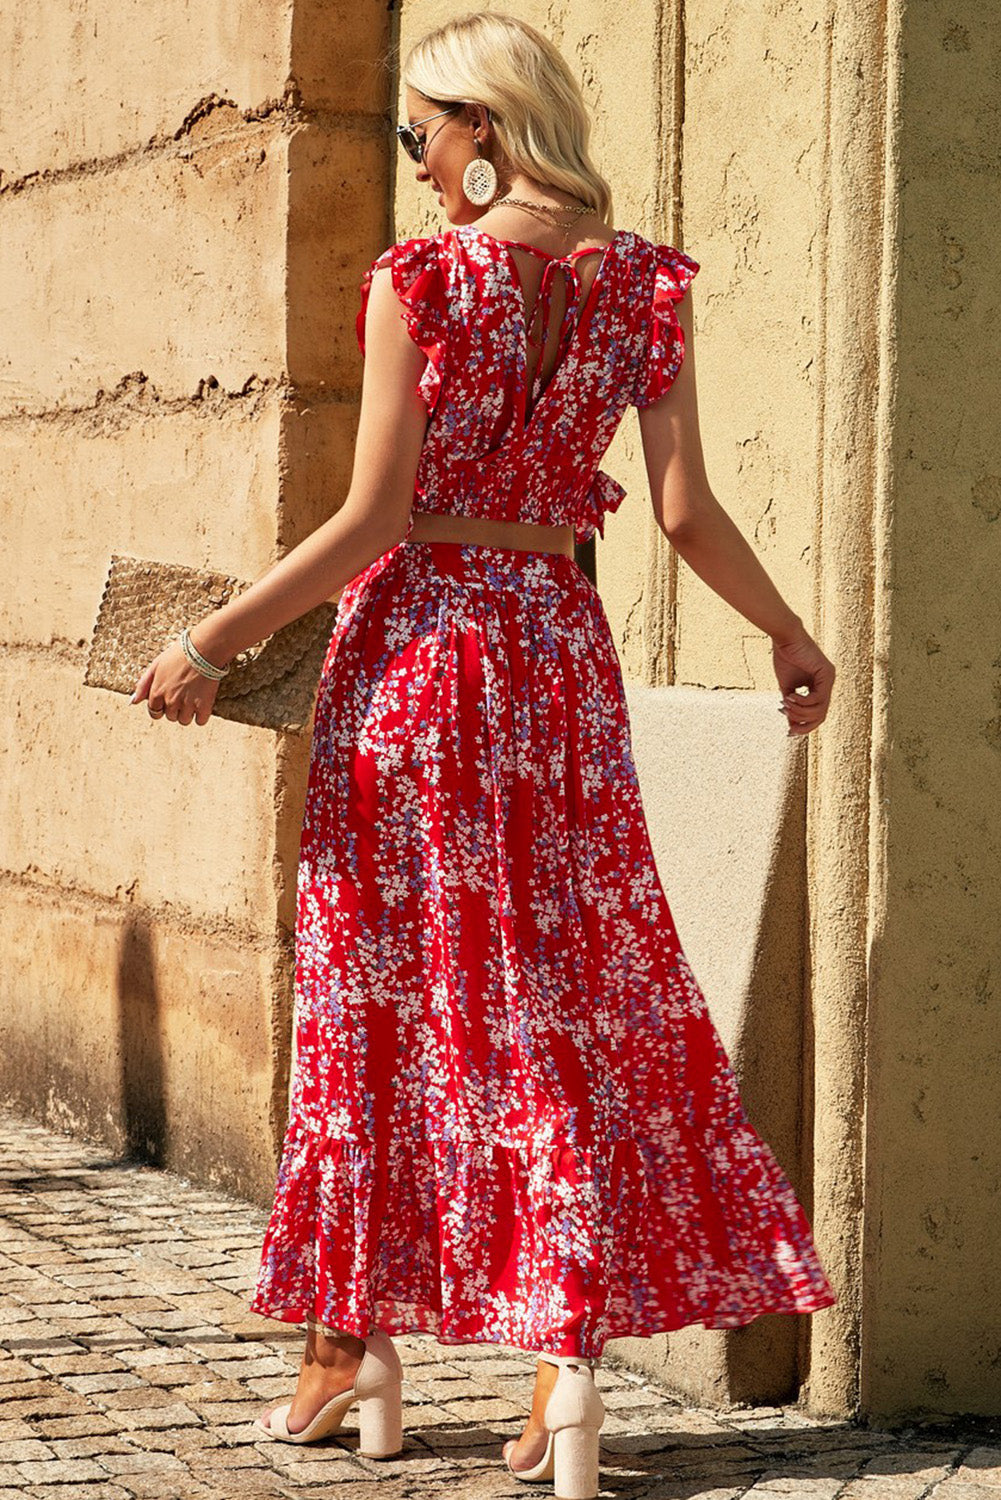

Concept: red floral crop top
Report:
left=357, top=225, right=699, bottom=546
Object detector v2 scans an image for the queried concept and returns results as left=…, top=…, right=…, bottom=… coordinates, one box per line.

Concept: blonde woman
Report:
left=132, top=12, right=837, bottom=1498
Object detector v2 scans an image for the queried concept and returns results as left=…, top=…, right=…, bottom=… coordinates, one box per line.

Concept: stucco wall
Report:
left=859, top=0, right=1001, bottom=1420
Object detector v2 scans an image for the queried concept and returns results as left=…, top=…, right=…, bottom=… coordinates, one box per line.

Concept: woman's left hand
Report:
left=130, top=639, right=223, bottom=726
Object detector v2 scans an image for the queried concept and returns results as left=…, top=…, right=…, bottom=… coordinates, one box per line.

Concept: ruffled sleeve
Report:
left=631, top=244, right=700, bottom=408
left=356, top=235, right=449, bottom=415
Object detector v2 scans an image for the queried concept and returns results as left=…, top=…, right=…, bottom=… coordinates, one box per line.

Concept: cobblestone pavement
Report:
left=2, top=1111, right=1000, bottom=1500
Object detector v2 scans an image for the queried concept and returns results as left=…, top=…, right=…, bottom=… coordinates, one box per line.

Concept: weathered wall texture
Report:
left=0, top=1, right=392, bottom=1200
left=858, top=0, right=1001, bottom=1421
left=2, top=0, right=997, bottom=1429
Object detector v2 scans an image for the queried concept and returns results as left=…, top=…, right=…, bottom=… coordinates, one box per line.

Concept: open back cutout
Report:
left=503, top=244, right=609, bottom=423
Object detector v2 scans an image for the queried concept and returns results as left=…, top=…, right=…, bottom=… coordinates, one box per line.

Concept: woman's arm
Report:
left=637, top=290, right=835, bottom=735
left=131, top=264, right=430, bottom=724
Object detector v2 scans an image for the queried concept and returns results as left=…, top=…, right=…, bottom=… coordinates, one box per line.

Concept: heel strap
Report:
left=536, top=1352, right=600, bottom=1371
left=306, top=1316, right=360, bottom=1338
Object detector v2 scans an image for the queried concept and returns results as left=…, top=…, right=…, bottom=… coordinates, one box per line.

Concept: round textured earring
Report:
left=462, top=138, right=498, bottom=207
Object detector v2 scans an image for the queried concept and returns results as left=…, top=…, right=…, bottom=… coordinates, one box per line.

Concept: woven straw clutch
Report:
left=84, top=554, right=339, bottom=732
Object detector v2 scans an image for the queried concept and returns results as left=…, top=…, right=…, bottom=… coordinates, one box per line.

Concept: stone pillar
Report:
left=853, top=0, right=1001, bottom=1421
left=0, top=2, right=392, bottom=1203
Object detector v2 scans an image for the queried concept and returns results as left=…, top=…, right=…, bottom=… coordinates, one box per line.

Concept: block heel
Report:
left=358, top=1381, right=403, bottom=1459
left=553, top=1420, right=601, bottom=1500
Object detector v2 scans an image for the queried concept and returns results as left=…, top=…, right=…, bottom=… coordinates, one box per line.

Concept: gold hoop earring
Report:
left=462, top=137, right=498, bottom=207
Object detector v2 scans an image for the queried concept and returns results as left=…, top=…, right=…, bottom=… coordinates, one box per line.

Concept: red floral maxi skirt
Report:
left=249, top=539, right=837, bottom=1358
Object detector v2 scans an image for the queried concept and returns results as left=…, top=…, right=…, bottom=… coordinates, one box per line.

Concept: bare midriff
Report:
left=405, top=510, right=575, bottom=557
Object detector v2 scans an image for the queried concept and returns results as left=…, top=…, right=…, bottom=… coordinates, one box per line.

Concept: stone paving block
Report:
left=19, top=1486, right=133, bottom=1499
left=202, top=1354, right=287, bottom=1379
left=93, top=1296, right=174, bottom=1314
left=29, top=1414, right=122, bottom=1439
left=120, top=1426, right=227, bottom=1455
left=118, top=1314, right=221, bottom=1338
left=187, top=1340, right=277, bottom=1360
left=117, top=1482, right=223, bottom=1494
left=189, top=1446, right=280, bottom=1470
left=47, top=1435, right=138, bottom=1459
left=0, top=1362, right=46, bottom=1380
left=291, top=1484, right=417, bottom=1500
left=88, top=1385, right=201, bottom=1411
left=931, top=1485, right=1001, bottom=1500
left=115, top=1347, right=207, bottom=1370
left=838, top=1477, right=953, bottom=1498
left=1, top=1394, right=92, bottom=1421
left=0, top=1420, right=39, bottom=1441
left=170, top=1380, right=251, bottom=1405
left=191, top=1400, right=273, bottom=1425
left=109, top=1401, right=204, bottom=1431
left=639, top=1486, right=744, bottom=1500
left=448, top=1395, right=526, bottom=1422
left=118, top=1481, right=231, bottom=1500
left=861, top=1448, right=961, bottom=1476
left=743, top=1478, right=846, bottom=1496
left=95, top=1448, right=190, bottom=1475
left=29, top=1352, right=128, bottom=1376
left=243, top=1375, right=293, bottom=1398
left=143, top=1363, right=222, bottom=1388
left=0, top=1305, right=38, bottom=1326
left=197, top=1420, right=271, bottom=1447
left=958, top=1450, right=1001, bottom=1486
left=16, top=1458, right=110, bottom=1483
left=0, top=1439, right=55, bottom=1463
left=378, top=1401, right=456, bottom=1431
left=185, top=1464, right=295, bottom=1493
left=0, top=1379, right=55, bottom=1402
left=61, top=1372, right=144, bottom=1395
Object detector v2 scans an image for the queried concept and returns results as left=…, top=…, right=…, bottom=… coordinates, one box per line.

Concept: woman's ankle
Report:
left=305, top=1320, right=366, bottom=1362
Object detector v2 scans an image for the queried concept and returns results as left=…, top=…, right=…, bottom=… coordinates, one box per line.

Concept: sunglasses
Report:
left=395, top=107, right=460, bottom=163
left=399, top=104, right=492, bottom=162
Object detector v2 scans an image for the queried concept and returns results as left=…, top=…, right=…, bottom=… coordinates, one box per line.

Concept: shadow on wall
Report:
left=116, top=918, right=168, bottom=1165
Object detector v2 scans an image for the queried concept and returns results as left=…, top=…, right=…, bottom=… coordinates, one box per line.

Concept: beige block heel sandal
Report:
left=253, top=1323, right=404, bottom=1458
left=502, top=1352, right=605, bottom=1500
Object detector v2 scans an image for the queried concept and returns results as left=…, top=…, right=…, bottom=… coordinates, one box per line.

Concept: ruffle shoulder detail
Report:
left=632, top=243, right=700, bottom=409
left=356, top=235, right=449, bottom=414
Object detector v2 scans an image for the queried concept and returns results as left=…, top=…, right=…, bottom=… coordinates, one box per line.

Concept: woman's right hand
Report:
left=771, top=626, right=836, bottom=737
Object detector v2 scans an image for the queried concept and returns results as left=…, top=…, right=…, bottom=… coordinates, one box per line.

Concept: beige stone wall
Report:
left=0, top=1, right=392, bottom=1200
left=858, top=0, right=1001, bottom=1421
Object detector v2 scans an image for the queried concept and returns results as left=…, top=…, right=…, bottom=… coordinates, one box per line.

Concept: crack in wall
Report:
left=0, top=370, right=363, bottom=429
left=0, top=866, right=273, bottom=949
left=0, top=86, right=384, bottom=200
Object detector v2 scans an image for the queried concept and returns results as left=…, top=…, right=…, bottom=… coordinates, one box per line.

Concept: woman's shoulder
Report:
left=356, top=233, right=452, bottom=357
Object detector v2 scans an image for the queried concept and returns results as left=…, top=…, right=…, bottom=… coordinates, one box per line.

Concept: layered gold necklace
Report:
left=493, top=196, right=593, bottom=247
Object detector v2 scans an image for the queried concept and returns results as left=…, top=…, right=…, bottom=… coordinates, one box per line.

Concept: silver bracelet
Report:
left=180, top=627, right=230, bottom=680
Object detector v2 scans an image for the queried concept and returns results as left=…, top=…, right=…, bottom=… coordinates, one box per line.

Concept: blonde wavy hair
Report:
left=401, top=12, right=614, bottom=225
